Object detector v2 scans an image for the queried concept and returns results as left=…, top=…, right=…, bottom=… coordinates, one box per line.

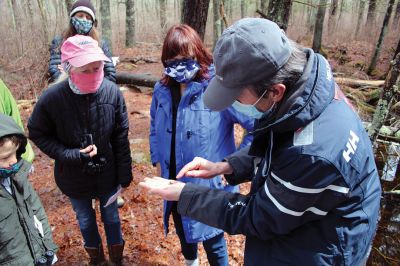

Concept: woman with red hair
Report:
left=149, top=24, right=254, bottom=265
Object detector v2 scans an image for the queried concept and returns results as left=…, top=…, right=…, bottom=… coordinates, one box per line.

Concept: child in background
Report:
left=0, top=113, right=58, bottom=265
left=0, top=78, right=35, bottom=163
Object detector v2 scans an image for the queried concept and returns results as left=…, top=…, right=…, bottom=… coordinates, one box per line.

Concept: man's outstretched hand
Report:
left=139, top=177, right=185, bottom=201
left=176, top=157, right=233, bottom=179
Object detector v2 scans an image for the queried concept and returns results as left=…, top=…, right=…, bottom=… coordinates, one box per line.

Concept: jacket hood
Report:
left=253, top=49, right=334, bottom=136
left=249, top=49, right=335, bottom=156
left=0, top=114, right=27, bottom=159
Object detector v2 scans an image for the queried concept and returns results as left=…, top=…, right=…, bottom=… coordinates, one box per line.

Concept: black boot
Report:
left=108, top=241, right=125, bottom=266
left=84, top=244, right=106, bottom=266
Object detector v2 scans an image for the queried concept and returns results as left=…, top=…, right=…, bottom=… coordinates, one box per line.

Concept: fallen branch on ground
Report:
left=119, top=57, right=158, bottom=64
left=335, top=77, right=384, bottom=88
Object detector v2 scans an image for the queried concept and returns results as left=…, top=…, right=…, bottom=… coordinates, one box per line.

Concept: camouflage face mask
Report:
left=71, top=17, right=93, bottom=35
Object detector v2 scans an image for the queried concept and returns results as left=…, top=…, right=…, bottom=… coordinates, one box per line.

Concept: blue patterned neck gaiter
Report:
left=0, top=161, right=22, bottom=179
left=164, top=58, right=200, bottom=83
left=71, top=17, right=93, bottom=35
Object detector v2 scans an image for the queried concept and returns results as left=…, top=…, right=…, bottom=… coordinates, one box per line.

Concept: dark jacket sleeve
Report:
left=177, top=156, right=348, bottom=241
left=223, top=146, right=255, bottom=185
left=28, top=92, right=81, bottom=165
left=110, top=87, right=132, bottom=187
left=48, top=36, right=62, bottom=82
left=100, top=39, right=116, bottom=83
left=27, top=180, right=58, bottom=252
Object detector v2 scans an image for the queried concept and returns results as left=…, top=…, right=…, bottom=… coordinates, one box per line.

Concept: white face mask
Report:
left=232, top=89, right=274, bottom=119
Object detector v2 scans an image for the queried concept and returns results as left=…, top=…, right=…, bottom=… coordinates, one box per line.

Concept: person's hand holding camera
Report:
left=79, top=144, right=97, bottom=166
left=80, top=144, right=97, bottom=158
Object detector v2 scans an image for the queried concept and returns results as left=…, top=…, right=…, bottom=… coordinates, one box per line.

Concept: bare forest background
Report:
left=1, top=0, right=400, bottom=265
left=1, top=0, right=400, bottom=97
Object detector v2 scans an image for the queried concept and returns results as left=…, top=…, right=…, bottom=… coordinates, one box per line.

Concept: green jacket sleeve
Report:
left=0, top=79, right=35, bottom=162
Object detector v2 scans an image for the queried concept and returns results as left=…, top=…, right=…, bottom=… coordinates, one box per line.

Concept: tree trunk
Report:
left=366, top=0, right=377, bottom=27
left=392, top=0, right=400, bottom=27
left=368, top=53, right=400, bottom=143
left=260, top=0, right=268, bottom=13
left=312, top=0, right=327, bottom=53
left=330, top=0, right=339, bottom=16
left=9, top=0, right=17, bottom=30
left=100, top=0, right=112, bottom=51
left=65, top=0, right=74, bottom=13
left=125, top=0, right=135, bottom=47
left=355, top=0, right=367, bottom=38
left=394, top=37, right=400, bottom=60
left=9, top=0, right=23, bottom=56
left=367, top=0, right=395, bottom=75
left=241, top=0, right=247, bottom=18
left=328, top=0, right=339, bottom=33
left=213, top=0, right=222, bottom=49
left=160, top=0, right=167, bottom=34
left=225, top=0, right=232, bottom=19
left=181, top=0, right=211, bottom=41
left=36, top=0, right=50, bottom=43
left=306, top=0, right=316, bottom=33
left=266, top=0, right=293, bottom=31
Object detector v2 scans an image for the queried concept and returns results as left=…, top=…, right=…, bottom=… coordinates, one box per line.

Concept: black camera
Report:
left=80, top=134, right=93, bottom=149
left=80, top=134, right=108, bottom=175
left=83, top=155, right=108, bottom=175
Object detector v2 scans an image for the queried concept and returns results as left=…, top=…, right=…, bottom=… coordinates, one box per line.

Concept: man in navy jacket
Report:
left=140, top=18, right=381, bottom=265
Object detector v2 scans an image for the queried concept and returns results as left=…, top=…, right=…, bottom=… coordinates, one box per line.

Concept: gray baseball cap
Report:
left=204, top=18, right=293, bottom=111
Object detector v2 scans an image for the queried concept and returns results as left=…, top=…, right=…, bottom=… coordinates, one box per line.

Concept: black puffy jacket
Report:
left=48, top=35, right=116, bottom=83
left=28, top=79, right=132, bottom=199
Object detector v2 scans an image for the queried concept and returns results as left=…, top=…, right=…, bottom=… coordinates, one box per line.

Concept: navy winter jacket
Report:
left=177, top=49, right=381, bottom=265
left=150, top=66, right=254, bottom=243
left=48, top=35, right=116, bottom=83
left=28, top=79, right=132, bottom=199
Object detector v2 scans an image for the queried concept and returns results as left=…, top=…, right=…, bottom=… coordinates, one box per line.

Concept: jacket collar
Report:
left=11, top=160, right=31, bottom=198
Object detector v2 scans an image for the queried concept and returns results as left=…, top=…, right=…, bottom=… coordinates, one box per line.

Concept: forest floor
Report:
left=10, top=40, right=400, bottom=265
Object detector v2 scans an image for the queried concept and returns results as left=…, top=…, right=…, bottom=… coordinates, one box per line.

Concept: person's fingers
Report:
left=89, top=145, right=97, bottom=157
left=185, top=169, right=212, bottom=178
left=176, top=157, right=203, bottom=179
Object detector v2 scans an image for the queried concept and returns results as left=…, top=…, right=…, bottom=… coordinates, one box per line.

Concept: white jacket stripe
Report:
left=271, top=172, right=349, bottom=194
left=264, top=181, right=328, bottom=216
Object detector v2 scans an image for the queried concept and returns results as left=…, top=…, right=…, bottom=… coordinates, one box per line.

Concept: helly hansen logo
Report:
left=228, top=201, right=246, bottom=209
left=343, top=130, right=360, bottom=162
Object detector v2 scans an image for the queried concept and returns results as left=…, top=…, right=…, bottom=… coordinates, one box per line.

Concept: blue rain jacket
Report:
left=149, top=67, right=254, bottom=243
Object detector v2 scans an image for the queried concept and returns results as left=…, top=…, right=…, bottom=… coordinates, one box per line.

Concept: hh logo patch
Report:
left=343, top=130, right=359, bottom=162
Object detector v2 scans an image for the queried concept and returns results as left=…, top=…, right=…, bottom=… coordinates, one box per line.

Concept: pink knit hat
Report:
left=61, top=35, right=110, bottom=67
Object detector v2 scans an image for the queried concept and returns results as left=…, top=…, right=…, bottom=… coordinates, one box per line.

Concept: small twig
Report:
left=293, top=0, right=331, bottom=8
left=219, top=2, right=228, bottom=28
left=373, top=247, right=400, bottom=263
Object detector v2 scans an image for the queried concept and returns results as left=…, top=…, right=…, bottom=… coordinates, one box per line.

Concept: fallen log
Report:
left=119, top=57, right=158, bottom=64
left=335, top=77, right=384, bottom=88
left=116, top=72, right=159, bottom=88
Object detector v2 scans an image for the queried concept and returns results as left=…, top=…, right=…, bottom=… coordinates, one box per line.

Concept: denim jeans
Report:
left=172, top=206, right=228, bottom=266
left=69, top=188, right=123, bottom=248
